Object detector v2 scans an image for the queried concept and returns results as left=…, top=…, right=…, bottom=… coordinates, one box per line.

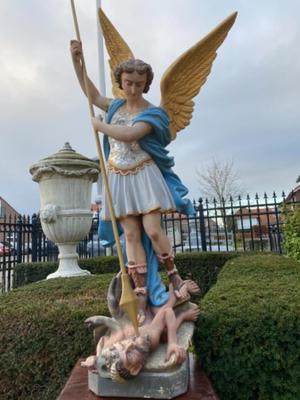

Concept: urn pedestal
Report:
left=30, top=142, right=100, bottom=279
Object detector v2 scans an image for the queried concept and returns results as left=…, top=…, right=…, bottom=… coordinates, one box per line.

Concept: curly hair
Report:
left=114, top=59, right=154, bottom=93
left=103, top=335, right=151, bottom=383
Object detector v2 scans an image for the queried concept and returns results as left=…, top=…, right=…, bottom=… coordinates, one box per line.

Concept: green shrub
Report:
left=0, top=275, right=112, bottom=400
left=194, top=254, right=300, bottom=400
left=14, top=252, right=237, bottom=294
left=283, top=205, right=300, bottom=261
left=169, top=252, right=237, bottom=295
left=14, top=256, right=120, bottom=287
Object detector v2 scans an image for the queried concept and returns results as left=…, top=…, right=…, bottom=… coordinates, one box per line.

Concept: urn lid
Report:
left=29, top=142, right=100, bottom=182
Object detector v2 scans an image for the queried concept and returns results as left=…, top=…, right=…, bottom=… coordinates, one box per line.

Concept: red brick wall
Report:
left=0, top=197, right=18, bottom=220
left=0, top=197, right=19, bottom=242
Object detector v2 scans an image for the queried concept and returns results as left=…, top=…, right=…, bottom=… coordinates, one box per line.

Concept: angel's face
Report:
left=121, top=71, right=147, bottom=100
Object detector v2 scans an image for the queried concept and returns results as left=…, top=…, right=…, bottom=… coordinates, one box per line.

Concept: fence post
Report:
left=198, top=198, right=207, bottom=251
left=31, top=214, right=38, bottom=262
left=16, top=215, right=23, bottom=263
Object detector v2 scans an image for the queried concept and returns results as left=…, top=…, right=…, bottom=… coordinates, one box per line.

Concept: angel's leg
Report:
left=142, top=212, right=171, bottom=255
left=142, top=212, right=189, bottom=300
left=120, top=215, right=145, bottom=263
left=120, top=216, right=148, bottom=325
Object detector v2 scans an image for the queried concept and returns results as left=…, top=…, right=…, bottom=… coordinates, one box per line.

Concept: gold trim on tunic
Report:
left=102, top=206, right=177, bottom=221
left=107, top=158, right=154, bottom=176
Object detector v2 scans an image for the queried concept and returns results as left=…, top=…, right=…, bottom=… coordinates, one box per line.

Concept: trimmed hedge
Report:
left=194, top=254, right=300, bottom=400
left=0, top=275, right=112, bottom=400
left=14, top=252, right=236, bottom=295
left=283, top=204, right=300, bottom=261
left=170, top=252, right=237, bottom=295
left=14, top=256, right=120, bottom=287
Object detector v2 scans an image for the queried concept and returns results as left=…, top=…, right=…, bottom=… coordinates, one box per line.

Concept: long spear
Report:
left=70, top=0, right=139, bottom=335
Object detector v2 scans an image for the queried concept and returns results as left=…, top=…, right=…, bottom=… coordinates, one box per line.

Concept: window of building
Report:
left=0, top=206, right=6, bottom=218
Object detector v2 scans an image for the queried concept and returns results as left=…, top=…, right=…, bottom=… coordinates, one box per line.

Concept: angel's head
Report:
left=114, top=59, right=154, bottom=95
left=102, top=334, right=151, bottom=383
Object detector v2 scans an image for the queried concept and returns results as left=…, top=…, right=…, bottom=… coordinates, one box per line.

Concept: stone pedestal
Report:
left=57, top=356, right=220, bottom=400
left=88, top=355, right=190, bottom=399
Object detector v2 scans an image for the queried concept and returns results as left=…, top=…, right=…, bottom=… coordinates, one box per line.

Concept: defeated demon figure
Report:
left=81, top=280, right=200, bottom=383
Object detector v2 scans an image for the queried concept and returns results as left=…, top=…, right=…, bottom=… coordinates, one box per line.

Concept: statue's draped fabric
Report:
left=99, top=99, right=195, bottom=306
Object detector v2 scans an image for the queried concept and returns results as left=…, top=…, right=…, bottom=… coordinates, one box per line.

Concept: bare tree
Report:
left=196, top=159, right=244, bottom=204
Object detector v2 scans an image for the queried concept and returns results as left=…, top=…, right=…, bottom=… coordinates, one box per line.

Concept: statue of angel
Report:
left=70, top=9, right=237, bottom=325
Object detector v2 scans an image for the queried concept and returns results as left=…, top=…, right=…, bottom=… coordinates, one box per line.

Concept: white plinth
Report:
left=46, top=243, right=90, bottom=279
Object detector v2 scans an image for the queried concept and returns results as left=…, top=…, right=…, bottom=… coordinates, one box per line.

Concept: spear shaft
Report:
left=70, top=0, right=139, bottom=335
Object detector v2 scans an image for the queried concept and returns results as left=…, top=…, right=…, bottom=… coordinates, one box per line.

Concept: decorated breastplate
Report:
left=108, top=111, right=153, bottom=175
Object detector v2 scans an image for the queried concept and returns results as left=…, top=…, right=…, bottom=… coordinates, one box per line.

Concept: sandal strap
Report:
left=134, top=286, right=147, bottom=296
left=127, top=263, right=147, bottom=275
left=127, top=262, right=148, bottom=294
left=157, top=251, right=174, bottom=263
left=167, top=266, right=178, bottom=277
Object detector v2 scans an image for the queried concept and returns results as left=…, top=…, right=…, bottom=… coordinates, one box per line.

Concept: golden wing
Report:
left=160, top=12, right=237, bottom=139
left=98, top=8, right=134, bottom=98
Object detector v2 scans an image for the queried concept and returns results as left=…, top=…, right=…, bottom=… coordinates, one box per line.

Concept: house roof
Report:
left=0, top=196, right=19, bottom=216
left=234, top=207, right=277, bottom=225
left=285, top=183, right=300, bottom=202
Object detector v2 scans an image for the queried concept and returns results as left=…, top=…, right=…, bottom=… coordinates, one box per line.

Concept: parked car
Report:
left=85, top=235, right=106, bottom=256
left=35, top=240, right=58, bottom=258
left=0, top=242, right=12, bottom=256
left=9, top=241, right=32, bottom=255
left=183, top=232, right=202, bottom=252
left=78, top=234, right=126, bottom=258
left=7, top=239, right=58, bottom=258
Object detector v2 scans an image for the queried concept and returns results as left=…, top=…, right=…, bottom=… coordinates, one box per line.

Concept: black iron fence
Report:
left=1, top=191, right=299, bottom=292
left=162, top=192, right=297, bottom=254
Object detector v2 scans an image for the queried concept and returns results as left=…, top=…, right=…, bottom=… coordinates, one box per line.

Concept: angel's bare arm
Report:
left=92, top=117, right=152, bottom=142
left=70, top=40, right=112, bottom=112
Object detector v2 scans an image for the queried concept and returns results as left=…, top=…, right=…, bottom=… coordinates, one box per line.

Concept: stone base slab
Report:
left=57, top=355, right=219, bottom=400
left=89, top=356, right=189, bottom=399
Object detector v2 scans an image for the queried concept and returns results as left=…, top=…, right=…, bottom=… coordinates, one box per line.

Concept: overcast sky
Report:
left=1, top=0, right=299, bottom=214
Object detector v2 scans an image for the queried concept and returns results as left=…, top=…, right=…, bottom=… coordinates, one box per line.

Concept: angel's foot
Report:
left=169, top=273, right=189, bottom=299
left=169, top=278, right=201, bottom=307
left=184, top=279, right=201, bottom=296
left=158, top=252, right=188, bottom=299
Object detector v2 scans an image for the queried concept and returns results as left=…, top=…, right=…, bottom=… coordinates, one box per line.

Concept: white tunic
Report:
left=101, top=109, right=175, bottom=220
